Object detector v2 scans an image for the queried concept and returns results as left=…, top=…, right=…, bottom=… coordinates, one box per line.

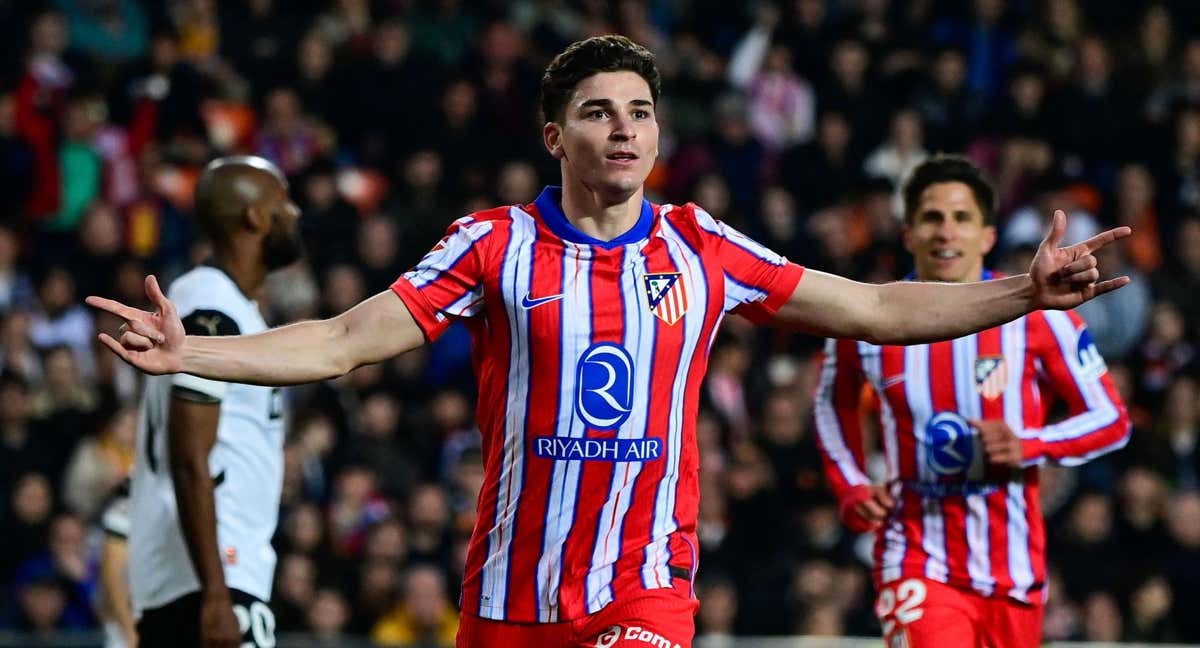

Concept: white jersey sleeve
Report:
left=168, top=275, right=246, bottom=401
left=100, top=479, right=132, bottom=539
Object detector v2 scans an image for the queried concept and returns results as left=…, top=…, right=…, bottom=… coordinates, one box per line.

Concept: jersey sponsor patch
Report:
left=615, top=625, right=684, bottom=648
left=922, top=412, right=982, bottom=478
left=532, top=436, right=663, bottom=462
left=575, top=342, right=634, bottom=429
left=643, top=272, right=689, bottom=325
left=594, top=626, right=622, bottom=648
left=974, top=356, right=1008, bottom=400
left=181, top=309, right=241, bottom=337
left=1075, top=328, right=1107, bottom=379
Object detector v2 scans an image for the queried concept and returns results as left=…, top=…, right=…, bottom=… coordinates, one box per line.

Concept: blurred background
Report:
left=0, top=0, right=1198, bottom=646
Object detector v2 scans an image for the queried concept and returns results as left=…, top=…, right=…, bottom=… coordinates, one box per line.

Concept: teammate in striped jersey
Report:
left=813, top=156, right=1131, bottom=648
left=89, top=37, right=1131, bottom=648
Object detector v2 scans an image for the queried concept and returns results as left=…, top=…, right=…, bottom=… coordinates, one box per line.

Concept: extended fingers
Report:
left=1080, top=225, right=1132, bottom=253
left=1091, top=276, right=1132, bottom=297
left=85, top=296, right=145, bottom=321
left=145, top=275, right=174, bottom=316
left=98, top=333, right=133, bottom=363
left=1042, top=209, right=1067, bottom=248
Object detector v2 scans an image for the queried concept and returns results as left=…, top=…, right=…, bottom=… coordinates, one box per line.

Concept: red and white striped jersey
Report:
left=392, top=186, right=804, bottom=623
left=814, top=300, right=1130, bottom=604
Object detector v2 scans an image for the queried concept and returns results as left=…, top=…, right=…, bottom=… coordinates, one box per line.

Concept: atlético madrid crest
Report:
left=975, top=356, right=1008, bottom=400
left=643, top=272, right=689, bottom=325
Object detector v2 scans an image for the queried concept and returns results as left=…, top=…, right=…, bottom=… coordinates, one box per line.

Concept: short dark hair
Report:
left=902, top=154, right=996, bottom=225
left=540, top=35, right=661, bottom=123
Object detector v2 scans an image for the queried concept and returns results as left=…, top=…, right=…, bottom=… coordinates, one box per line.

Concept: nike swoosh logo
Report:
left=882, top=375, right=905, bottom=389
left=521, top=293, right=565, bottom=309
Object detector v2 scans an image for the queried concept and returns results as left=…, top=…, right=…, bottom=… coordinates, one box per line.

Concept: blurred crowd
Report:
left=1, top=0, right=1200, bottom=645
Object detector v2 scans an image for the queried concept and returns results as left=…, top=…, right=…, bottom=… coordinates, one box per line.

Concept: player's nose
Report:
left=934, top=220, right=957, bottom=240
left=609, top=115, right=635, bottom=140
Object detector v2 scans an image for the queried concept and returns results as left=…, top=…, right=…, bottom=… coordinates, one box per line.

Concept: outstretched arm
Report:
left=87, top=278, right=425, bottom=385
left=771, top=210, right=1131, bottom=344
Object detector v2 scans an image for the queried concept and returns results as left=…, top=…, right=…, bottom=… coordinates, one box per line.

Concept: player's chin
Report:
left=600, top=168, right=649, bottom=193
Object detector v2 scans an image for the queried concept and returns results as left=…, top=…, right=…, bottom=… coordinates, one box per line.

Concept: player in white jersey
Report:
left=127, top=156, right=302, bottom=648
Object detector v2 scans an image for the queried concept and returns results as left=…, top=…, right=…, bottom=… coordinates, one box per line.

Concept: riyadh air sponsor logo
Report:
left=532, top=436, right=663, bottom=462
left=923, top=411, right=979, bottom=477
left=575, top=342, right=634, bottom=429
left=594, top=625, right=682, bottom=648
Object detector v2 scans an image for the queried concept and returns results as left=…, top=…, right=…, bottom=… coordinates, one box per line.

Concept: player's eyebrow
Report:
left=920, top=208, right=977, bottom=221
left=578, top=98, right=654, bottom=110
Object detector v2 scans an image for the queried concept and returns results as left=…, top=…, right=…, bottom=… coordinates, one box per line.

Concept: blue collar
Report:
left=904, top=269, right=994, bottom=281
left=532, top=186, right=654, bottom=249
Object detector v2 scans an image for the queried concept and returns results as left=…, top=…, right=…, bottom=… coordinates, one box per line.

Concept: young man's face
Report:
left=547, top=71, right=658, bottom=198
left=903, top=181, right=996, bottom=283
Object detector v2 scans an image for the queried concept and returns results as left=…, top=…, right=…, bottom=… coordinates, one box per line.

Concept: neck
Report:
left=559, top=173, right=645, bottom=242
left=213, top=239, right=267, bottom=298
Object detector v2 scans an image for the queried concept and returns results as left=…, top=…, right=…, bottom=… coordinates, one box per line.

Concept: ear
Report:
left=901, top=222, right=914, bottom=254
left=544, top=121, right=565, bottom=160
left=980, top=224, right=997, bottom=256
left=244, top=203, right=271, bottom=234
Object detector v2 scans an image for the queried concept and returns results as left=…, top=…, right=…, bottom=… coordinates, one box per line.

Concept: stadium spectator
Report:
left=10, top=513, right=97, bottom=629
left=371, top=564, right=458, bottom=647
left=61, top=401, right=134, bottom=519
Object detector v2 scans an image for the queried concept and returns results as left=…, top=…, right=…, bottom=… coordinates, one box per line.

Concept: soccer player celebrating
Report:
left=127, top=156, right=301, bottom=648
left=813, top=156, right=1130, bottom=648
left=91, top=38, right=1128, bottom=648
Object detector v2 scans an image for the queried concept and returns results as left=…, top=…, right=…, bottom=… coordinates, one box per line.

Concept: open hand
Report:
left=85, top=275, right=184, bottom=375
left=1029, top=210, right=1131, bottom=310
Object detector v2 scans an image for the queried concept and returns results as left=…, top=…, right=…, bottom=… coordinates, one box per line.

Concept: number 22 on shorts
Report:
left=876, top=578, right=927, bottom=639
